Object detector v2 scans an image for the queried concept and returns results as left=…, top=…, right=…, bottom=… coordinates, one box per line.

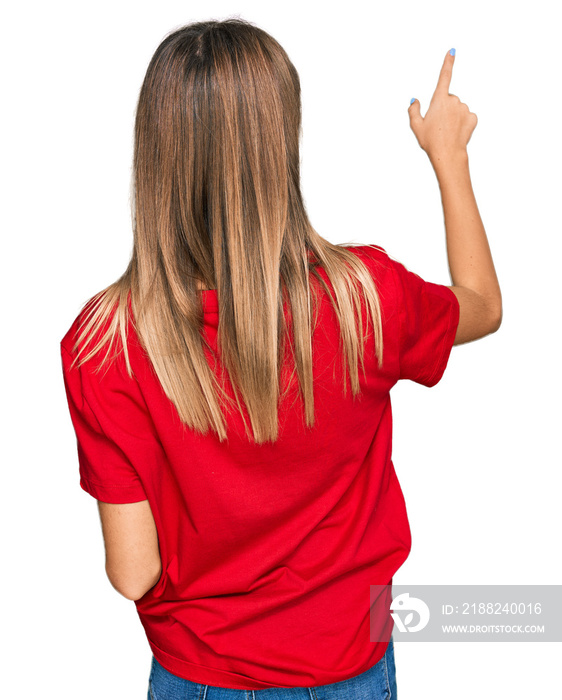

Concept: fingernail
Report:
left=449, top=48, right=456, bottom=56
left=410, top=98, right=416, bottom=105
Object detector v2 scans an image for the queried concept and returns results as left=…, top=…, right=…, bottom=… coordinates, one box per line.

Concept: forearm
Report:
left=433, top=152, right=502, bottom=320
left=110, top=558, right=162, bottom=602
left=137, top=561, right=162, bottom=600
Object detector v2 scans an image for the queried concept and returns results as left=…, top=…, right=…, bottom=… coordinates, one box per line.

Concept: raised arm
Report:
left=409, top=49, right=502, bottom=345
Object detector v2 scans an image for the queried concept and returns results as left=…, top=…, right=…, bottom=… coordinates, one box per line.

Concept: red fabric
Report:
left=60, top=244, right=459, bottom=689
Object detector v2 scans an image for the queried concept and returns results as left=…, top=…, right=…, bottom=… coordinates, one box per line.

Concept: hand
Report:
left=408, top=49, right=478, bottom=166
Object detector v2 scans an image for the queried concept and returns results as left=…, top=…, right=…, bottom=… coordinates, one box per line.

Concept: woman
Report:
left=60, top=18, right=501, bottom=700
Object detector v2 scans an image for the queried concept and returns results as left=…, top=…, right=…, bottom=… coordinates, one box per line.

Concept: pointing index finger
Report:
left=435, top=48, right=456, bottom=96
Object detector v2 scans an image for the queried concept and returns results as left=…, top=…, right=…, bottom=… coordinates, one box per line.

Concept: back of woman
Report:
left=60, top=18, right=501, bottom=699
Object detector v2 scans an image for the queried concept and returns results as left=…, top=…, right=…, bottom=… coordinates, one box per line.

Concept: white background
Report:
left=2, top=0, right=560, bottom=698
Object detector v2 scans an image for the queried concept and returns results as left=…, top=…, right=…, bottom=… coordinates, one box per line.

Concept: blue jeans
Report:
left=147, top=638, right=397, bottom=700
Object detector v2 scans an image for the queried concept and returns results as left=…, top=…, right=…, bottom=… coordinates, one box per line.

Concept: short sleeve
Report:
left=60, top=340, right=149, bottom=503
left=389, top=255, right=460, bottom=387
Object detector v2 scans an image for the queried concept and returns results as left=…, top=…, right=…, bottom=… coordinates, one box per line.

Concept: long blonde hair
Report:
left=69, top=18, right=384, bottom=444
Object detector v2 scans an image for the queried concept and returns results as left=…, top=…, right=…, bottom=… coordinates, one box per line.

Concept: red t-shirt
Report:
left=60, top=244, right=460, bottom=689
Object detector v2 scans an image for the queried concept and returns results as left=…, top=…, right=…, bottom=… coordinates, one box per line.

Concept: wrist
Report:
left=429, top=149, right=470, bottom=176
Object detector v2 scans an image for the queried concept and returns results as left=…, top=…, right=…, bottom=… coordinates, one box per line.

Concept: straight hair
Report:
left=68, top=17, right=385, bottom=445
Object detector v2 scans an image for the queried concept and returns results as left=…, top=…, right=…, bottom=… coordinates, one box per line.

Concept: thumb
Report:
left=408, top=98, right=422, bottom=130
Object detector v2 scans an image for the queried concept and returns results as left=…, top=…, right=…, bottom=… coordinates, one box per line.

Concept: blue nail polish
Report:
left=410, top=98, right=416, bottom=105
left=449, top=48, right=456, bottom=56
